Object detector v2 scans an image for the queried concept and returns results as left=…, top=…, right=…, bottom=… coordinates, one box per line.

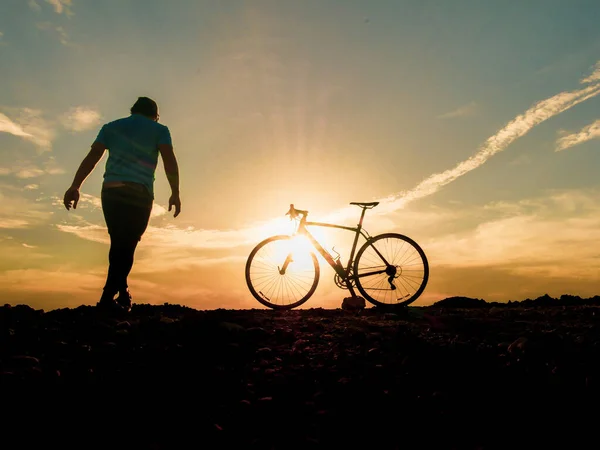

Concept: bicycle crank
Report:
left=334, top=271, right=356, bottom=289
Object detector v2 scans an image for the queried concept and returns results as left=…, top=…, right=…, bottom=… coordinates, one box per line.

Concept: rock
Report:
left=342, top=296, right=366, bottom=311
left=508, top=337, right=528, bottom=353
left=219, top=322, right=245, bottom=333
left=256, top=347, right=272, bottom=355
left=9, top=355, right=41, bottom=368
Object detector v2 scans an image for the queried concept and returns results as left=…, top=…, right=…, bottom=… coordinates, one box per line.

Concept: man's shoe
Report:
left=116, top=289, right=132, bottom=312
left=96, top=297, right=125, bottom=313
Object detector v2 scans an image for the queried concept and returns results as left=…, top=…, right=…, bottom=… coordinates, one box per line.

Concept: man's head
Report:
left=130, top=97, right=159, bottom=121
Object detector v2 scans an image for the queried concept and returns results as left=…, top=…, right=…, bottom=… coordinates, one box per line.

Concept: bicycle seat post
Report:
left=357, top=206, right=367, bottom=229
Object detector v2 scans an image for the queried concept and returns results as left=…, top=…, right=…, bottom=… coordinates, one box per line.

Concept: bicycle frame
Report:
left=291, top=207, right=372, bottom=284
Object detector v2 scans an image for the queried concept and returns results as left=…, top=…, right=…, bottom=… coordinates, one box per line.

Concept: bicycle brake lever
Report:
left=286, top=204, right=296, bottom=219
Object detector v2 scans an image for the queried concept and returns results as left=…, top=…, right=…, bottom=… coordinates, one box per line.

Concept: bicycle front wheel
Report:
left=245, top=235, right=320, bottom=310
left=354, top=233, right=429, bottom=307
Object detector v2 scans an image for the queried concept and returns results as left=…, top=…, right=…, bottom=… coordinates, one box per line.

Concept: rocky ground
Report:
left=3, top=299, right=600, bottom=448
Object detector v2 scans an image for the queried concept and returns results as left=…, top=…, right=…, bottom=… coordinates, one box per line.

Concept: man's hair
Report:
left=130, top=97, right=158, bottom=118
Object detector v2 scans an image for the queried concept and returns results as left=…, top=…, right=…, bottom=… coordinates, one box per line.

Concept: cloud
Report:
left=53, top=192, right=168, bottom=218
left=52, top=188, right=600, bottom=309
left=0, top=113, right=33, bottom=138
left=36, top=22, right=70, bottom=46
left=0, top=219, right=30, bottom=229
left=45, top=0, right=73, bottom=16
left=581, top=61, right=600, bottom=84
left=151, top=203, right=168, bottom=218
left=437, top=101, right=477, bottom=119
left=28, top=0, right=42, bottom=12
left=29, top=0, right=73, bottom=16
left=423, top=189, right=600, bottom=279
left=15, top=167, right=45, bottom=178
left=54, top=62, right=600, bottom=274
left=0, top=183, right=56, bottom=229
left=555, top=119, right=600, bottom=151
left=56, top=220, right=263, bottom=249
left=0, top=158, right=65, bottom=179
left=0, top=108, right=55, bottom=152
left=60, top=107, right=102, bottom=132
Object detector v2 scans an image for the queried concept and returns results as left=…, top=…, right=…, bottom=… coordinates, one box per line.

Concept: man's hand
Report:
left=63, top=187, right=80, bottom=211
left=169, top=193, right=181, bottom=218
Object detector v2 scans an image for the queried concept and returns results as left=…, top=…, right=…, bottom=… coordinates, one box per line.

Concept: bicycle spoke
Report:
left=246, top=235, right=320, bottom=309
left=354, top=233, right=428, bottom=306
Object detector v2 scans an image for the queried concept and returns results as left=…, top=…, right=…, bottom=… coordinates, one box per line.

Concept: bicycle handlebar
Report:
left=286, top=204, right=308, bottom=220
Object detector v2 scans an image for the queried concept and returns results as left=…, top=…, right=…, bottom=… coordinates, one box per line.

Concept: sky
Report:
left=1, top=0, right=600, bottom=311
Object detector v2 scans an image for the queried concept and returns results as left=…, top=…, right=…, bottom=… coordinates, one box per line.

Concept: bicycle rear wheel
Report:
left=245, top=235, right=320, bottom=310
left=353, top=233, right=429, bottom=307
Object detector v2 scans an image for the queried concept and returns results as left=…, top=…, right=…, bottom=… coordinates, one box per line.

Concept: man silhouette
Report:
left=63, top=97, right=181, bottom=312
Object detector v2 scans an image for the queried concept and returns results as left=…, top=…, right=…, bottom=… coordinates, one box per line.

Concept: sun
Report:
left=288, top=233, right=314, bottom=256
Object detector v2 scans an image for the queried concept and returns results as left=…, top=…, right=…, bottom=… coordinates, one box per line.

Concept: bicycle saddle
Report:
left=350, top=202, right=379, bottom=208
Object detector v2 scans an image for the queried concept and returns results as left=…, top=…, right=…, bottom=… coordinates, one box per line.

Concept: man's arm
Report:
left=159, top=143, right=181, bottom=217
left=70, top=142, right=106, bottom=189
left=63, top=142, right=106, bottom=210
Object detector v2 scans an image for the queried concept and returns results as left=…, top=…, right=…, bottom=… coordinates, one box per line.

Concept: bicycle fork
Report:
left=278, top=254, right=293, bottom=275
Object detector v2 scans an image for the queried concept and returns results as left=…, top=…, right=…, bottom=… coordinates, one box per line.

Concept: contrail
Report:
left=319, top=74, right=600, bottom=224
left=556, top=119, right=600, bottom=152
left=373, top=79, right=600, bottom=215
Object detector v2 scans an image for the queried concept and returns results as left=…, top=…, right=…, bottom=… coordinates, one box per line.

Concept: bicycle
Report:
left=245, top=202, right=429, bottom=310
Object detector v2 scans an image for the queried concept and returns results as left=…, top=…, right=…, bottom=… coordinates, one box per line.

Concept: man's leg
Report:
left=100, top=189, right=122, bottom=302
left=101, top=185, right=152, bottom=308
left=105, top=237, right=139, bottom=294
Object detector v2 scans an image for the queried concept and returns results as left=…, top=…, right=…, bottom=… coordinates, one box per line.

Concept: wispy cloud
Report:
left=36, top=22, right=70, bottom=46
left=556, top=119, right=600, bottom=151
left=0, top=219, right=30, bottom=229
left=56, top=221, right=265, bottom=249
left=28, top=0, right=42, bottom=12
left=45, top=0, right=73, bottom=16
left=1, top=105, right=104, bottom=153
left=52, top=193, right=167, bottom=217
left=437, top=101, right=477, bottom=119
left=424, top=189, right=600, bottom=279
left=581, top=61, right=600, bottom=84
left=60, top=107, right=102, bottom=132
left=0, top=183, right=53, bottom=229
left=0, top=158, right=65, bottom=179
left=0, top=113, right=33, bottom=138
left=29, top=0, right=73, bottom=16
left=151, top=203, right=168, bottom=218
left=0, top=108, right=55, bottom=152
